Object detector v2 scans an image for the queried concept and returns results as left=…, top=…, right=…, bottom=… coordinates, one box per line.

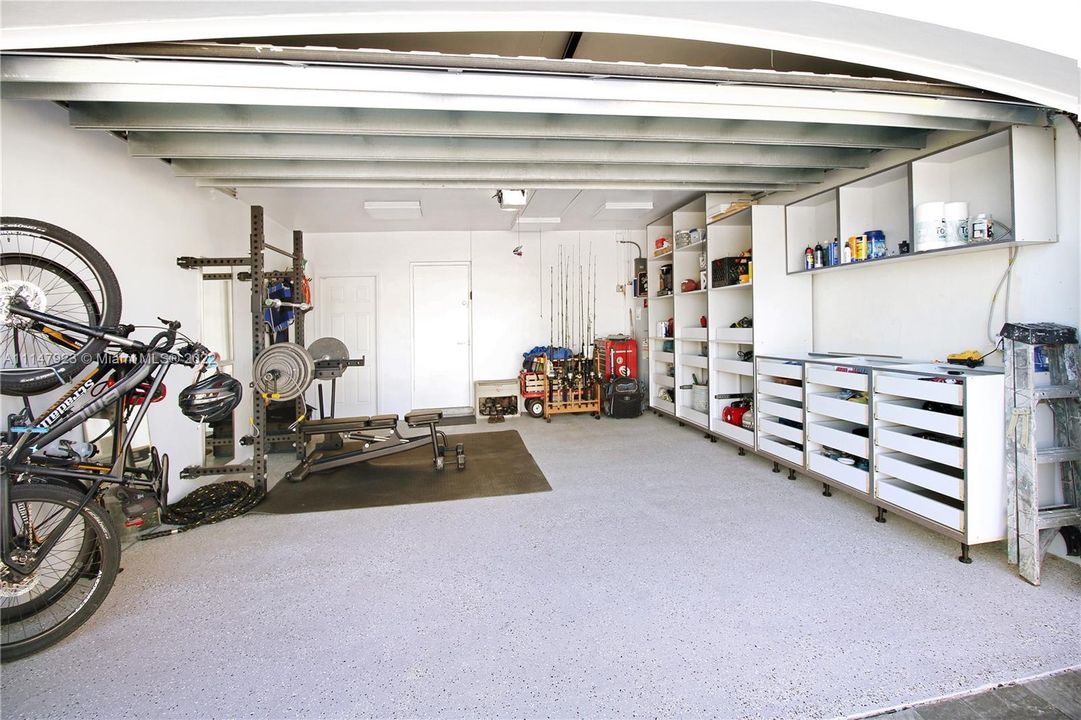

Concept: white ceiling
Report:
left=237, top=187, right=697, bottom=232
left=1, top=2, right=1070, bottom=235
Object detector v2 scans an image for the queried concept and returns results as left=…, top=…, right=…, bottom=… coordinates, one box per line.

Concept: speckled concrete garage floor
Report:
left=3, top=414, right=1079, bottom=720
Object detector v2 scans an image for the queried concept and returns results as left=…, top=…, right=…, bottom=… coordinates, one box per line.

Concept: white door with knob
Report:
left=411, top=262, right=472, bottom=409
left=319, top=275, right=377, bottom=418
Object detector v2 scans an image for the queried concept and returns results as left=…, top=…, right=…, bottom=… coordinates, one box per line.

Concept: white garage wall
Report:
left=301, top=228, right=645, bottom=416
left=0, top=99, right=280, bottom=499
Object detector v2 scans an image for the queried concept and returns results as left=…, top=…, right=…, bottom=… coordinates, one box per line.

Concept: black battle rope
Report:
left=138, top=481, right=264, bottom=540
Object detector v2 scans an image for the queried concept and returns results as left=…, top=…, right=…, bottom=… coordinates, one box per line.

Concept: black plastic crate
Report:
left=711, top=257, right=748, bottom=288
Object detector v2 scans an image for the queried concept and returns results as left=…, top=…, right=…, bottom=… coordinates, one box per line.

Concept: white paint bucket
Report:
left=914, top=201, right=947, bottom=252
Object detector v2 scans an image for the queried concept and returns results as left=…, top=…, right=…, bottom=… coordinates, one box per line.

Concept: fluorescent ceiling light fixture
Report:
left=603, top=201, right=654, bottom=211
left=363, top=200, right=422, bottom=219
left=496, top=189, right=528, bottom=210
left=516, top=217, right=561, bottom=225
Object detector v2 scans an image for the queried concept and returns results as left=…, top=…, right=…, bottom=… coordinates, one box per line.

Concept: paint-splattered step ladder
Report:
left=1003, top=322, right=1081, bottom=585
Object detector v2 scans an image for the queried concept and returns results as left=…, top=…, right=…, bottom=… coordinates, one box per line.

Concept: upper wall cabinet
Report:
left=786, top=125, right=1057, bottom=274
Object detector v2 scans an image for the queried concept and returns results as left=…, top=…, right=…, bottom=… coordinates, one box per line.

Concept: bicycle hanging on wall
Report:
left=0, top=217, right=244, bottom=661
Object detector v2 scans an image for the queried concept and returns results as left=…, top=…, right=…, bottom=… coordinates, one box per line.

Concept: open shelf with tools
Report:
left=786, top=125, right=1057, bottom=275
left=646, top=211, right=676, bottom=415
left=646, top=199, right=812, bottom=446
left=707, top=205, right=754, bottom=443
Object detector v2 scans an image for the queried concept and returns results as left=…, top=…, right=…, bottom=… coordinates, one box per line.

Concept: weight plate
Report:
left=308, top=337, right=349, bottom=362
left=253, top=342, right=314, bottom=401
left=308, top=337, right=350, bottom=379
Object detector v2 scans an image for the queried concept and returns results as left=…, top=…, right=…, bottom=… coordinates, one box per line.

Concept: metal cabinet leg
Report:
left=737, top=447, right=745, bottom=456
left=959, top=543, right=973, bottom=564
left=876, top=507, right=887, bottom=523
left=787, top=468, right=797, bottom=480
left=822, top=483, right=832, bottom=497
left=772, top=461, right=780, bottom=473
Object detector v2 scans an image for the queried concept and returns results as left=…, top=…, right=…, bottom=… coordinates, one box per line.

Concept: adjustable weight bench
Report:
left=283, top=407, right=471, bottom=483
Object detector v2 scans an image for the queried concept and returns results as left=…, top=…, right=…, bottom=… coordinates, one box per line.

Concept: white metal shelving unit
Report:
left=804, top=359, right=875, bottom=496
left=786, top=124, right=1057, bottom=275
left=706, top=205, right=754, bottom=446
left=755, top=356, right=808, bottom=471
left=646, top=213, right=675, bottom=415
left=670, top=197, right=710, bottom=429
left=872, top=362, right=1006, bottom=561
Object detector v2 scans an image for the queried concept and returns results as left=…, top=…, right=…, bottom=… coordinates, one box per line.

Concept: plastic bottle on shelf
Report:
left=841, top=241, right=852, bottom=264
left=804, top=246, right=814, bottom=270
left=813, top=243, right=824, bottom=268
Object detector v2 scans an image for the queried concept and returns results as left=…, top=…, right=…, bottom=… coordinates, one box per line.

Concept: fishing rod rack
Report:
left=541, top=242, right=603, bottom=421
left=543, top=355, right=602, bottom=422
left=176, top=205, right=308, bottom=493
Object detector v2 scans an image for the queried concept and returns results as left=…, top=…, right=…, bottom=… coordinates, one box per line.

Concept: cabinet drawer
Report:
left=877, top=453, right=964, bottom=501
left=807, top=393, right=868, bottom=425
left=806, top=366, right=868, bottom=392
left=876, top=427, right=964, bottom=469
left=877, top=480, right=964, bottom=532
left=759, top=417, right=804, bottom=444
left=759, top=398, right=803, bottom=423
left=681, top=354, right=709, bottom=369
left=758, top=380, right=803, bottom=402
left=715, top=327, right=753, bottom=343
left=809, top=452, right=870, bottom=494
left=680, top=327, right=708, bottom=341
left=757, top=360, right=803, bottom=381
left=875, top=374, right=963, bottom=405
left=876, top=399, right=964, bottom=437
left=713, top=358, right=753, bottom=376
left=758, top=436, right=803, bottom=467
left=808, top=421, right=869, bottom=459
left=713, top=420, right=754, bottom=447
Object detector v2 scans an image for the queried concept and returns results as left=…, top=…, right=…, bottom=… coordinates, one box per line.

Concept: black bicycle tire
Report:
left=0, top=217, right=122, bottom=397
left=1, top=484, right=120, bottom=662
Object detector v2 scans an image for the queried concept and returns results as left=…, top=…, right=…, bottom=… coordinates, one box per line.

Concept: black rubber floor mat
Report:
left=254, top=430, right=551, bottom=514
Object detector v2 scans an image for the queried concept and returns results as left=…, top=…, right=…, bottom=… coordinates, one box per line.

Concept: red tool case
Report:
left=595, top=336, right=638, bottom=381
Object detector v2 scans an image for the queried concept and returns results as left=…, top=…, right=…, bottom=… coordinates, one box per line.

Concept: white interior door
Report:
left=319, top=275, right=376, bottom=417
left=411, top=263, right=472, bottom=409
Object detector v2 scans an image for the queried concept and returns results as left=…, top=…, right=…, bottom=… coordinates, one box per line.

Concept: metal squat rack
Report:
left=176, top=205, right=308, bottom=494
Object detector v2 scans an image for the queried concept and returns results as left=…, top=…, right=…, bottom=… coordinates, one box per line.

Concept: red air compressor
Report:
left=595, top=335, right=638, bottom=381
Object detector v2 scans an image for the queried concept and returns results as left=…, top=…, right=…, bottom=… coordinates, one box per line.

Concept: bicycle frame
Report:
left=2, top=301, right=181, bottom=577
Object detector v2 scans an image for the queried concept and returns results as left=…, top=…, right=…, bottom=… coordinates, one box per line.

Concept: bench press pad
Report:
left=366, top=414, right=400, bottom=430
left=407, top=406, right=478, bottom=427
left=301, top=416, right=371, bottom=436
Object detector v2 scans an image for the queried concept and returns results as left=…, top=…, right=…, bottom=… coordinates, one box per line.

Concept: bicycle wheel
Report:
left=1, top=483, right=121, bottom=662
left=1, top=217, right=122, bottom=396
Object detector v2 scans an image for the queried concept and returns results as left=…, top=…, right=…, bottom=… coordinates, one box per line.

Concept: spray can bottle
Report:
left=813, top=243, right=824, bottom=268
left=804, top=246, right=814, bottom=271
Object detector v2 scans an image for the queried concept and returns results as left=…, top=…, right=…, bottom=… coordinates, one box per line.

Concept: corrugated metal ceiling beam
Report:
left=169, top=159, right=824, bottom=184
left=194, top=178, right=799, bottom=192
left=14, top=42, right=1020, bottom=102
left=128, top=132, right=874, bottom=168
left=0, top=56, right=1037, bottom=129
left=69, top=103, right=933, bottom=150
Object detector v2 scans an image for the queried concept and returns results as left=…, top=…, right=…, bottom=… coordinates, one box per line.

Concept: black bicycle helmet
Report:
left=178, top=372, right=243, bottom=424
